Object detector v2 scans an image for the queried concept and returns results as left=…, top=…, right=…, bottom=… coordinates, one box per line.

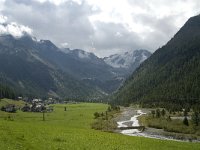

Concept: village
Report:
left=0, top=96, right=81, bottom=113
left=0, top=97, right=56, bottom=113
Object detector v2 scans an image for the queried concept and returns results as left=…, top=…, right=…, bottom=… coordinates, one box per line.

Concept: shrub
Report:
left=94, top=112, right=100, bottom=119
left=107, top=106, right=111, bottom=112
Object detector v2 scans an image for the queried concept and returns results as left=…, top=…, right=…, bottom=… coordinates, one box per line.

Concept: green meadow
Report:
left=0, top=101, right=200, bottom=150
left=0, top=98, right=25, bottom=108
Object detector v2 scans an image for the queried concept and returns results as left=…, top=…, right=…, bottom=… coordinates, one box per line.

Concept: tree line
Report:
left=0, top=84, right=17, bottom=99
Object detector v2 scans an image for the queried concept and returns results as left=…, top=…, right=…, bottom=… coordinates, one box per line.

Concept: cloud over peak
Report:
left=0, top=15, right=32, bottom=37
left=0, top=0, right=200, bottom=57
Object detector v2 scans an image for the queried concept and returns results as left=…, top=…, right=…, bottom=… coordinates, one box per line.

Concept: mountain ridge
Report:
left=112, top=14, right=200, bottom=107
left=0, top=33, right=151, bottom=99
left=0, top=34, right=103, bottom=99
left=103, top=50, right=151, bottom=77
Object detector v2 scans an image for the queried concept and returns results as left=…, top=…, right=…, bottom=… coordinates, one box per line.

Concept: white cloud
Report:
left=61, top=42, right=70, bottom=48
left=0, top=15, right=7, bottom=23
left=0, top=0, right=200, bottom=57
left=7, top=22, right=32, bottom=37
left=34, top=0, right=82, bottom=5
left=0, top=15, right=32, bottom=37
left=115, top=32, right=122, bottom=38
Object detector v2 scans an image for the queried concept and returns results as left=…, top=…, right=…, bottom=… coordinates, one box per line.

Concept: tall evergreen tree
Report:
left=192, top=111, right=200, bottom=126
left=183, top=116, right=189, bottom=126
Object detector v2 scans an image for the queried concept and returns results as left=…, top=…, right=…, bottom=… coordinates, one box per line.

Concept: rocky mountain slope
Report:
left=104, top=49, right=151, bottom=75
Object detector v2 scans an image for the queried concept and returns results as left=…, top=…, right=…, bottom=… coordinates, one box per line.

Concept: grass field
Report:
left=0, top=102, right=200, bottom=150
left=0, top=98, right=25, bottom=108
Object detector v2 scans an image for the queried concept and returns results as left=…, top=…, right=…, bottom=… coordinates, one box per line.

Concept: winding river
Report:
left=117, top=110, right=146, bottom=135
left=117, top=110, right=194, bottom=142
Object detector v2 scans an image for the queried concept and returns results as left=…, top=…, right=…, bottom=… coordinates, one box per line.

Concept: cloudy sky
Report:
left=0, top=0, right=200, bottom=57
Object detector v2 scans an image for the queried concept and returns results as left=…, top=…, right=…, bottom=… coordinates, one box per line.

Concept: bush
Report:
left=91, top=118, right=117, bottom=131
left=107, top=106, right=111, bottom=112
left=1, top=106, right=5, bottom=111
left=94, top=112, right=100, bottom=119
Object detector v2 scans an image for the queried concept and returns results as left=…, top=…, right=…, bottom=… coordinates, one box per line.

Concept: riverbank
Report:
left=114, top=107, right=200, bottom=142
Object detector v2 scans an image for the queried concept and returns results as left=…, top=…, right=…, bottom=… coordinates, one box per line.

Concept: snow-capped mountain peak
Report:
left=103, top=49, right=151, bottom=69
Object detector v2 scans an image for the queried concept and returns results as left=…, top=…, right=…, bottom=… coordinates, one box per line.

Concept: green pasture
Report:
left=0, top=98, right=25, bottom=108
left=0, top=102, right=199, bottom=150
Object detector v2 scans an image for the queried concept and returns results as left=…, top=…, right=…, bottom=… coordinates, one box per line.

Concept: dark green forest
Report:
left=112, top=15, right=200, bottom=109
left=0, top=84, right=16, bottom=99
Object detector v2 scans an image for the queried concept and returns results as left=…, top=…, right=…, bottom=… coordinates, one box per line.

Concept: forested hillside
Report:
left=0, top=84, right=16, bottom=99
left=113, top=15, right=200, bottom=108
left=0, top=35, right=103, bottom=99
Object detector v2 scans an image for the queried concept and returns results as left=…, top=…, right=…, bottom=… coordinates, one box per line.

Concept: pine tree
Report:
left=161, top=109, right=166, bottom=117
left=192, top=111, right=200, bottom=126
left=183, top=109, right=188, bottom=117
left=151, top=110, right=155, bottom=118
left=156, top=109, right=161, bottom=118
left=183, top=116, right=189, bottom=126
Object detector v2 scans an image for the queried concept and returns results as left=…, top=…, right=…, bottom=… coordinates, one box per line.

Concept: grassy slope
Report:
left=0, top=98, right=25, bottom=108
left=0, top=103, right=199, bottom=150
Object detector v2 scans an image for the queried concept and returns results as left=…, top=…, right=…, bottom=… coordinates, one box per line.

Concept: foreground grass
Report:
left=0, top=102, right=200, bottom=150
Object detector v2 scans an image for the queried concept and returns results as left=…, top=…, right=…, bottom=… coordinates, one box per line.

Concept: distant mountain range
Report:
left=0, top=34, right=150, bottom=99
left=104, top=50, right=151, bottom=75
left=0, top=35, right=102, bottom=99
left=113, top=14, right=200, bottom=107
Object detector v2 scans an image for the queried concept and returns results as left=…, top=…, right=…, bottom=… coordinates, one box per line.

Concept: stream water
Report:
left=117, top=110, right=146, bottom=135
left=117, top=110, right=194, bottom=142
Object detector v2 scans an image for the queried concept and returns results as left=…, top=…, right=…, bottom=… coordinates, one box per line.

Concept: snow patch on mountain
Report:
left=78, top=50, right=90, bottom=59
left=104, top=50, right=151, bottom=69
left=140, top=52, right=148, bottom=63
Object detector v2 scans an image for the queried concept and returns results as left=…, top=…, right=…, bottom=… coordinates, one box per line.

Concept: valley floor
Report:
left=0, top=102, right=200, bottom=150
